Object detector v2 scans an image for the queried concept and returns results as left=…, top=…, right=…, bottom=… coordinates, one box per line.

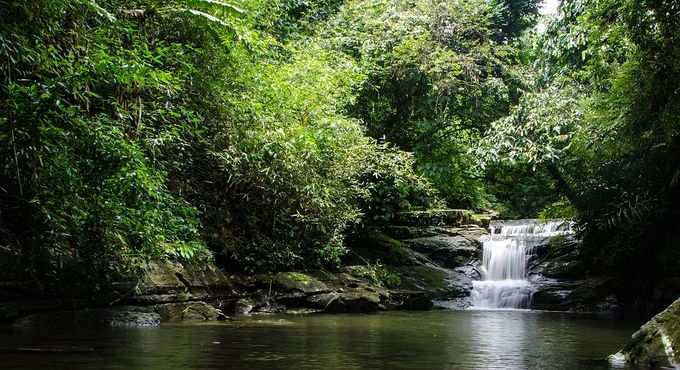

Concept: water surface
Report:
left=0, top=310, right=641, bottom=370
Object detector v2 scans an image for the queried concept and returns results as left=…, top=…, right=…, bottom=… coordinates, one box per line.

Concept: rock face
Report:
left=127, top=261, right=236, bottom=305
left=527, top=236, right=622, bottom=312
left=345, top=224, right=486, bottom=309
left=0, top=212, right=491, bottom=322
left=612, top=297, right=680, bottom=368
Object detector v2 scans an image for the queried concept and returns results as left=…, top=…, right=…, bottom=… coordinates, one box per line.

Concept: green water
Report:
left=0, top=310, right=643, bottom=370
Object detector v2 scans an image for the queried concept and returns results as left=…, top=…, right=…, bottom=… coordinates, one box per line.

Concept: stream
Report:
left=1, top=310, right=641, bottom=370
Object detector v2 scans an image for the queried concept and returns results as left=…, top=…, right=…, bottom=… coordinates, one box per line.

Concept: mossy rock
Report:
left=615, top=297, right=680, bottom=367
left=393, top=266, right=447, bottom=294
left=347, top=231, right=420, bottom=266
left=274, top=272, right=329, bottom=294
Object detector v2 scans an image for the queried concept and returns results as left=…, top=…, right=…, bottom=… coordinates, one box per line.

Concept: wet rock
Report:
left=13, top=307, right=160, bottom=328
left=540, top=257, right=584, bottom=279
left=234, top=298, right=256, bottom=315
left=109, top=311, right=161, bottom=327
left=306, top=292, right=340, bottom=309
left=613, top=297, right=680, bottom=368
left=153, top=302, right=226, bottom=321
left=530, top=276, right=621, bottom=312
left=325, top=290, right=383, bottom=313
left=251, top=301, right=287, bottom=314
left=405, top=235, right=481, bottom=268
left=386, top=290, right=433, bottom=310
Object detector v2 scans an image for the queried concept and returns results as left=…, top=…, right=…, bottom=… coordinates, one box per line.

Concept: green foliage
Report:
left=490, top=0, right=542, bottom=39
left=538, top=198, right=577, bottom=220
left=0, top=0, right=245, bottom=287
left=349, top=262, right=402, bottom=288
left=482, top=0, right=680, bottom=293
left=359, top=143, right=442, bottom=225
left=207, top=43, right=374, bottom=271
left=0, top=0, right=446, bottom=284
left=318, top=0, right=530, bottom=209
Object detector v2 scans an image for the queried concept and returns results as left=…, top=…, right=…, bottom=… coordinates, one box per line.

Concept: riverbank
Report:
left=2, top=214, right=660, bottom=327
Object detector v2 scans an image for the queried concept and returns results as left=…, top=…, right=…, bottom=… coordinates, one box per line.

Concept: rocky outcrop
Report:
left=153, top=302, right=227, bottom=321
left=611, top=297, right=680, bottom=368
left=0, top=213, right=489, bottom=323
left=526, top=235, right=622, bottom=312
left=12, top=307, right=162, bottom=328
left=530, top=275, right=621, bottom=312
left=345, top=224, right=486, bottom=308
left=124, top=261, right=237, bottom=305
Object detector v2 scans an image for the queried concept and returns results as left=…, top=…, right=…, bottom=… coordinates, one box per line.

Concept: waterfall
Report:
left=470, top=219, right=573, bottom=309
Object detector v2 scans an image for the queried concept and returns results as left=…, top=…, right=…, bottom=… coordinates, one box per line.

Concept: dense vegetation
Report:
left=482, top=0, right=680, bottom=306
left=1, top=0, right=678, bottom=301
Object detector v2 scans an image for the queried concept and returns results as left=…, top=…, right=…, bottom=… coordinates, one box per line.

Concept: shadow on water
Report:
left=0, top=310, right=644, bottom=370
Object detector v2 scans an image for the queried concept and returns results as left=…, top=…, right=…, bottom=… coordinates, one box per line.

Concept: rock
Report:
left=613, top=297, right=680, bottom=368
left=530, top=235, right=585, bottom=280
left=109, top=311, right=161, bottom=327
left=251, top=301, right=287, bottom=314
left=153, top=302, right=226, bottom=321
left=530, top=276, right=621, bottom=312
left=386, top=290, right=433, bottom=310
left=380, top=226, right=440, bottom=239
left=234, top=298, right=256, bottom=315
left=346, top=231, right=421, bottom=266
left=405, top=235, right=481, bottom=268
left=12, top=307, right=160, bottom=328
left=306, top=292, right=340, bottom=309
left=125, top=261, right=236, bottom=305
left=540, top=255, right=584, bottom=279
left=326, top=290, right=383, bottom=313
left=274, top=272, right=330, bottom=295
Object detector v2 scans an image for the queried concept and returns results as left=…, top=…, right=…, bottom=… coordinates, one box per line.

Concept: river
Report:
left=1, top=310, right=641, bottom=370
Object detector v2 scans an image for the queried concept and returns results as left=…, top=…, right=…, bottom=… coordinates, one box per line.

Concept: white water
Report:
left=471, top=219, right=573, bottom=309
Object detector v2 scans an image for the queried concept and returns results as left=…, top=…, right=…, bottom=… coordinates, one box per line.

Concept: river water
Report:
left=1, top=310, right=642, bottom=370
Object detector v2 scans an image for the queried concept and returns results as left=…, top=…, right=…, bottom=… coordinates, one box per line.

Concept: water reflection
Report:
left=0, top=310, right=639, bottom=370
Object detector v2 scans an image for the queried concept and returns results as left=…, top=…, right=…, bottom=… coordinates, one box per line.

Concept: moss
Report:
left=394, top=266, right=448, bottom=292
left=348, top=231, right=416, bottom=266
left=282, top=272, right=313, bottom=282
left=621, top=297, right=680, bottom=367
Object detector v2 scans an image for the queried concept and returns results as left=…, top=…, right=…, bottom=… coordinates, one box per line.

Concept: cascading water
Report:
left=470, top=219, right=573, bottom=309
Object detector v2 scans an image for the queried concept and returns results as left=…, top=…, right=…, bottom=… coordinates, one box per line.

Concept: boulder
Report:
left=306, top=292, right=340, bottom=309
left=325, top=290, right=383, bottom=313
left=234, top=298, right=256, bottom=315
left=125, top=261, right=236, bottom=305
left=108, top=311, right=161, bottom=327
left=405, top=235, right=481, bottom=268
left=386, top=290, right=433, bottom=310
left=346, top=231, right=421, bottom=266
left=612, top=297, right=680, bottom=368
left=12, top=307, right=161, bottom=328
left=274, top=272, right=330, bottom=295
left=530, top=276, right=621, bottom=312
left=153, top=302, right=226, bottom=321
